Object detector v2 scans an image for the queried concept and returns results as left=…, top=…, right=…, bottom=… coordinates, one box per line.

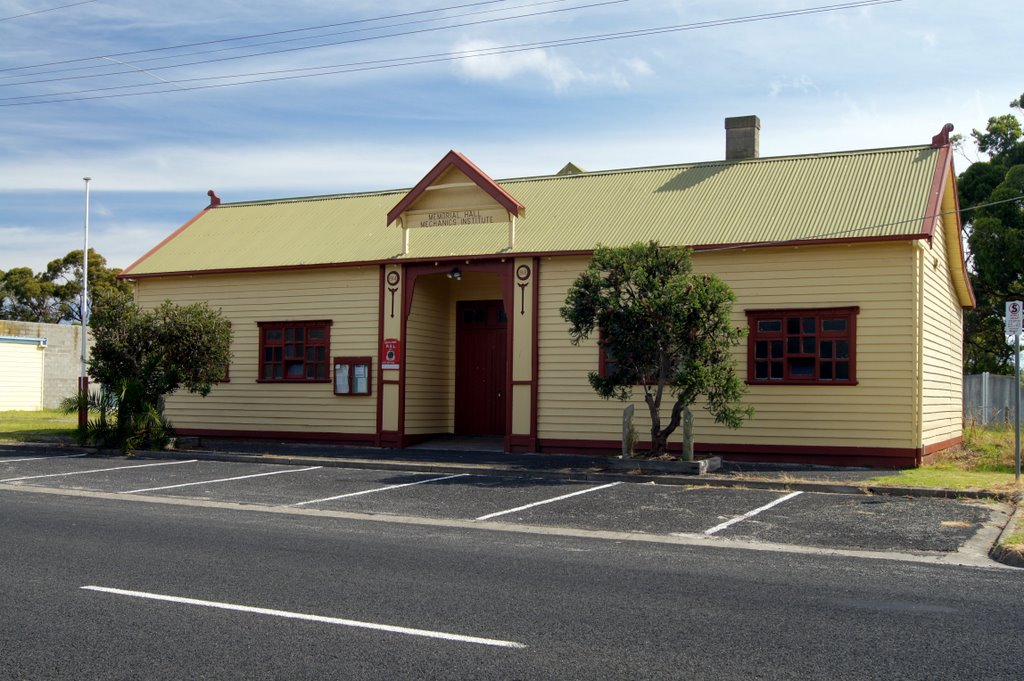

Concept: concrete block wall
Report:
left=0, top=320, right=94, bottom=409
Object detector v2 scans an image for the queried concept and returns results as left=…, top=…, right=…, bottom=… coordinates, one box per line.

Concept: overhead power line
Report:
left=0, top=0, right=98, bottom=22
left=0, top=0, right=904, bottom=107
left=0, top=0, right=619, bottom=86
left=0, top=0, right=570, bottom=73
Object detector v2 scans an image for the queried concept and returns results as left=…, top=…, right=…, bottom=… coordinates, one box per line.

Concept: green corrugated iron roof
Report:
left=124, top=145, right=941, bottom=276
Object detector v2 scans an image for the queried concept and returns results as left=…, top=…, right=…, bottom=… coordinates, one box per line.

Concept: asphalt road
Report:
left=1, top=489, right=1021, bottom=680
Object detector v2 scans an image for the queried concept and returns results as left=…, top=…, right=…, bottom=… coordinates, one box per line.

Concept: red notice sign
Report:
left=382, top=338, right=401, bottom=370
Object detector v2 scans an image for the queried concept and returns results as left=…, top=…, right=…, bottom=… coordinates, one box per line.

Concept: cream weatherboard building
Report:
left=0, top=335, right=47, bottom=411
left=121, top=118, right=973, bottom=468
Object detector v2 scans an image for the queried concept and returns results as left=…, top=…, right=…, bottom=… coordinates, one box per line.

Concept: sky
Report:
left=0, top=0, right=1019, bottom=274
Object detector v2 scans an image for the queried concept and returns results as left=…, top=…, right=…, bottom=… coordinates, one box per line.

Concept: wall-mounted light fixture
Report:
left=446, top=267, right=462, bottom=281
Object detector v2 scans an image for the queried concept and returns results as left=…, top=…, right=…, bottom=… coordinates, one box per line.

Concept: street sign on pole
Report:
left=1007, top=301, right=1023, bottom=337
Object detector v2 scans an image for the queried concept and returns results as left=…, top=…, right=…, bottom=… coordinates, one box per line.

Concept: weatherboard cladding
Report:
left=124, top=145, right=939, bottom=276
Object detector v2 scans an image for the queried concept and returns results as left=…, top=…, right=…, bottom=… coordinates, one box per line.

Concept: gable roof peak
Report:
left=386, top=150, right=525, bottom=225
left=556, top=162, right=587, bottom=176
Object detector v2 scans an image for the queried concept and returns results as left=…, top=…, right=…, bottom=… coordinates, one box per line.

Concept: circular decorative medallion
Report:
left=516, top=264, right=531, bottom=281
left=386, top=271, right=400, bottom=286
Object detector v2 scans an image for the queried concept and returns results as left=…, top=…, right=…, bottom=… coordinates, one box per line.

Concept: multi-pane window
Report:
left=257, top=320, right=331, bottom=382
left=746, top=307, right=858, bottom=384
left=334, top=357, right=372, bottom=395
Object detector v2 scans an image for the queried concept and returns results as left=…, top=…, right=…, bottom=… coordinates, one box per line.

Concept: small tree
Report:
left=45, top=248, right=132, bottom=325
left=560, top=241, right=751, bottom=457
left=0, top=267, right=61, bottom=322
left=74, top=291, right=232, bottom=453
left=0, top=249, right=130, bottom=324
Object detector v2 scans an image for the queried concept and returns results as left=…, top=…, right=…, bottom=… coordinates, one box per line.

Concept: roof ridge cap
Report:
left=497, top=144, right=934, bottom=183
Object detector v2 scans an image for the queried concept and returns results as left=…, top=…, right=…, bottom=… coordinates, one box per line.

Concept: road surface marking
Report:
left=475, top=482, right=622, bottom=521
left=122, top=466, right=323, bottom=494
left=0, top=459, right=198, bottom=483
left=81, top=585, right=526, bottom=649
left=0, top=453, right=88, bottom=463
left=291, top=473, right=470, bottom=506
left=703, top=491, right=803, bottom=535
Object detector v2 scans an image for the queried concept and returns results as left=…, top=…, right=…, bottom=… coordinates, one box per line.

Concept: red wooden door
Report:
left=455, top=300, right=507, bottom=435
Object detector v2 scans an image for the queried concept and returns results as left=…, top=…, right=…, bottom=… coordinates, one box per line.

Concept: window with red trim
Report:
left=746, top=307, right=858, bottom=384
left=257, top=320, right=332, bottom=382
left=333, top=357, right=371, bottom=395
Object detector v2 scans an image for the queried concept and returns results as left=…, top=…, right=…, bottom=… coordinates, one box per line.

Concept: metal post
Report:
left=79, top=177, right=91, bottom=431
left=1015, top=331, right=1021, bottom=482
left=982, top=371, right=989, bottom=425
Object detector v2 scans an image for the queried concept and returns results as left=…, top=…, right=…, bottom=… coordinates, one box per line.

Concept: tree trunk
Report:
left=650, top=428, right=669, bottom=456
left=645, top=392, right=663, bottom=456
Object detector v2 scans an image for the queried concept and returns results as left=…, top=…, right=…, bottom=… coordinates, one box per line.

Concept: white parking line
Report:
left=81, top=585, right=526, bottom=649
left=475, top=482, right=622, bottom=521
left=0, top=459, right=198, bottom=483
left=291, top=473, right=470, bottom=507
left=703, top=491, right=803, bottom=536
left=0, top=453, right=88, bottom=464
left=122, top=466, right=323, bottom=494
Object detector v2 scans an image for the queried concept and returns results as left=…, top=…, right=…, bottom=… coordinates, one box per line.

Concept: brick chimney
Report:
left=725, top=115, right=760, bottom=160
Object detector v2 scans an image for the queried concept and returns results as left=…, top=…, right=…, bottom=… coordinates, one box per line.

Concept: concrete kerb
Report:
left=989, top=504, right=1024, bottom=569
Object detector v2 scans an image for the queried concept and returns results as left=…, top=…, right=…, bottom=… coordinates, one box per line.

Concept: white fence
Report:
left=964, top=372, right=1023, bottom=426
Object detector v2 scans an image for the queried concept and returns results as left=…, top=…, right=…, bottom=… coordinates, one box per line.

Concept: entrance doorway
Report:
left=455, top=300, right=507, bottom=435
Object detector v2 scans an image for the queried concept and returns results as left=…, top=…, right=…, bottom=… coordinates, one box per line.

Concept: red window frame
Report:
left=746, top=307, right=858, bottom=385
left=333, top=356, right=372, bottom=396
left=257, top=320, right=332, bottom=383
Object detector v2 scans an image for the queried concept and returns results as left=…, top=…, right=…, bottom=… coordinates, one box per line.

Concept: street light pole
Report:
left=79, top=177, right=91, bottom=431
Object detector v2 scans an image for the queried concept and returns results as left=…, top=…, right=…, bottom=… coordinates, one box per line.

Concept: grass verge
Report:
left=0, top=409, right=77, bottom=444
left=866, top=425, right=1023, bottom=494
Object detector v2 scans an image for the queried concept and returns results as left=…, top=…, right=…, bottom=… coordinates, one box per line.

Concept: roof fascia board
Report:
left=922, top=127, right=955, bottom=241
left=921, top=123, right=976, bottom=308
left=386, top=150, right=524, bottom=225
left=940, top=167, right=976, bottom=307
left=0, top=335, right=48, bottom=345
left=119, top=207, right=211, bottom=278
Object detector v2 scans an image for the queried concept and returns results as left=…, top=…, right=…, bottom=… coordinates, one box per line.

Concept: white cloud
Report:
left=0, top=221, right=175, bottom=272
left=454, top=40, right=583, bottom=92
left=0, top=226, right=77, bottom=273
left=0, top=142, right=434, bottom=194
left=451, top=40, right=650, bottom=93
left=623, top=58, right=653, bottom=77
left=94, top=221, right=182, bottom=270
left=769, top=75, right=818, bottom=98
